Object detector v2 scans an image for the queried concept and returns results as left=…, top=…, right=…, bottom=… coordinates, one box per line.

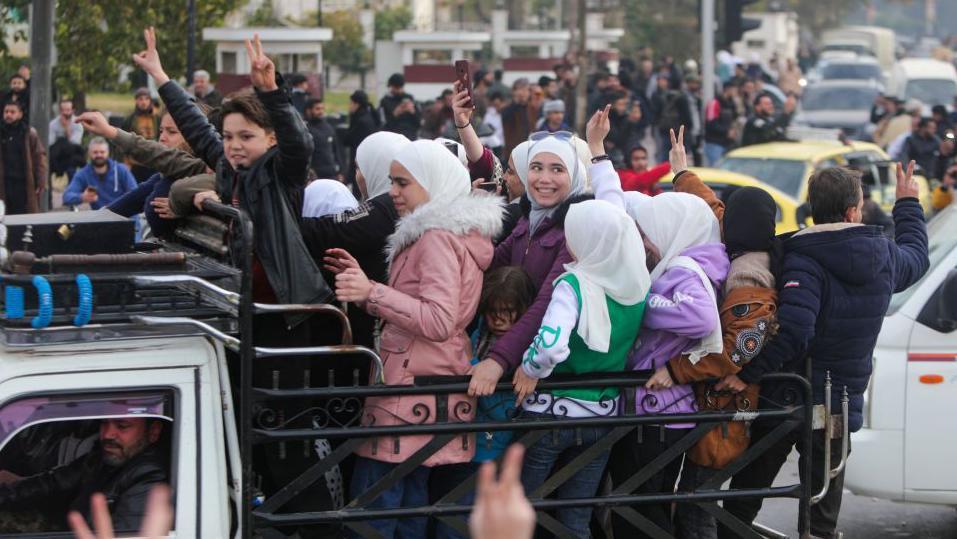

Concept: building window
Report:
left=221, top=51, right=237, bottom=74
left=413, top=49, right=452, bottom=64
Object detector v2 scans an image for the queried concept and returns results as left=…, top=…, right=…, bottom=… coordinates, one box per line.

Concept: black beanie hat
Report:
left=724, top=187, right=776, bottom=256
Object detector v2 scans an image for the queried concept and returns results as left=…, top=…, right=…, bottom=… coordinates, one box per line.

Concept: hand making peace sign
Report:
left=244, top=34, right=278, bottom=92
left=132, top=27, right=170, bottom=86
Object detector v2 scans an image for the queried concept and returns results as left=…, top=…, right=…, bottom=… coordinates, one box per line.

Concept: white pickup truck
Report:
left=0, top=201, right=376, bottom=538
left=846, top=205, right=957, bottom=506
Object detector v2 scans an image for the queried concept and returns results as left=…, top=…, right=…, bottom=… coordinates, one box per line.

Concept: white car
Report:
left=846, top=204, right=957, bottom=505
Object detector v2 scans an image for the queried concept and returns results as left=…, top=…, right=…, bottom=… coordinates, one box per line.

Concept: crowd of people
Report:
left=0, top=26, right=934, bottom=539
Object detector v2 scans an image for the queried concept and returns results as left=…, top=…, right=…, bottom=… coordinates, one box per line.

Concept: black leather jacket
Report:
left=158, top=78, right=333, bottom=322
left=0, top=445, right=168, bottom=532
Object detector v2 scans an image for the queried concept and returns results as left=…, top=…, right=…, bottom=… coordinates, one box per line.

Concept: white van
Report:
left=887, top=58, right=957, bottom=112
left=822, top=26, right=896, bottom=73
left=845, top=204, right=957, bottom=505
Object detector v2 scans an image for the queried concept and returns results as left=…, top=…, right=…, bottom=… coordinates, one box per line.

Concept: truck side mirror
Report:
left=938, top=270, right=957, bottom=332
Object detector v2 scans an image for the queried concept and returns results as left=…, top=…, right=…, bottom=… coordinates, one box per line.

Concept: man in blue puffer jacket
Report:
left=717, top=162, right=930, bottom=538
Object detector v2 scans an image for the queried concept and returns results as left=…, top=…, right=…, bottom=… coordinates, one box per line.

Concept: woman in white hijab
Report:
left=354, top=131, right=409, bottom=200
left=582, top=108, right=731, bottom=535
left=468, top=134, right=590, bottom=398
left=326, top=141, right=504, bottom=536
left=512, top=198, right=650, bottom=536
left=301, top=179, right=359, bottom=218
left=299, top=131, right=409, bottom=349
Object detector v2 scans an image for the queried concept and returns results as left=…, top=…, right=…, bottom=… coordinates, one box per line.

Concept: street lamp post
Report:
left=29, top=0, right=55, bottom=211
left=186, top=0, right=196, bottom=86
left=702, top=0, right=716, bottom=131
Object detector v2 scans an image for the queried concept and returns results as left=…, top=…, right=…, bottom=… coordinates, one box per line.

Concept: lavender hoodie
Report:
left=631, top=243, right=730, bottom=427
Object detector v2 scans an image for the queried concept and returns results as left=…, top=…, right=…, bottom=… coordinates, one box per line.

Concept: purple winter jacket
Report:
left=632, top=243, right=730, bottom=427
left=487, top=214, right=573, bottom=372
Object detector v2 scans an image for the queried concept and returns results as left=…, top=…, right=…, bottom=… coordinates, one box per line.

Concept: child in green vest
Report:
left=512, top=198, right=651, bottom=537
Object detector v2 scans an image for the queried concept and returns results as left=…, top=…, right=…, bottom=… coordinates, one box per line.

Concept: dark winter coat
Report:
left=0, top=445, right=168, bottom=532
left=705, top=95, right=738, bottom=147
left=306, top=117, right=342, bottom=178
left=0, top=121, right=45, bottom=214
left=299, top=192, right=400, bottom=348
left=159, top=77, right=333, bottom=320
left=379, top=93, right=422, bottom=140
left=485, top=194, right=591, bottom=372
left=738, top=198, right=930, bottom=432
left=901, top=132, right=942, bottom=180
left=343, top=108, right=379, bottom=153
left=741, top=112, right=792, bottom=147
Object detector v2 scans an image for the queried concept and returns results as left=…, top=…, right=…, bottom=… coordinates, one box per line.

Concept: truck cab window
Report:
left=0, top=392, right=174, bottom=535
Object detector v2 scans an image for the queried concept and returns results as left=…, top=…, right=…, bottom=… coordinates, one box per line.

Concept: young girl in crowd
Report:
left=326, top=140, right=504, bottom=538
left=617, top=145, right=672, bottom=196
left=467, top=134, right=588, bottom=400
left=473, top=266, right=538, bottom=462
left=588, top=108, right=731, bottom=537
left=431, top=266, right=538, bottom=539
left=513, top=193, right=650, bottom=537
left=647, top=128, right=779, bottom=539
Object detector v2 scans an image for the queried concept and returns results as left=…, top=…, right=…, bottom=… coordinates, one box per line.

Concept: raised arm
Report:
left=246, top=34, right=313, bottom=189
left=77, top=111, right=208, bottom=180
left=132, top=27, right=225, bottom=171
left=890, top=161, right=930, bottom=292
left=586, top=105, right=627, bottom=210
left=452, top=81, right=485, bottom=164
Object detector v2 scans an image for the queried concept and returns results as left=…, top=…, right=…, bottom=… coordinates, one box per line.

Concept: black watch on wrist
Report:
left=591, top=154, right=611, bottom=164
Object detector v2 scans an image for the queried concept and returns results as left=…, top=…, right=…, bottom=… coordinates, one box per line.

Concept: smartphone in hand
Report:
left=454, top=60, right=474, bottom=109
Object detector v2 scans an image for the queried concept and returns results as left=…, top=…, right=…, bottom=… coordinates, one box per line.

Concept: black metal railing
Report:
left=244, top=369, right=812, bottom=539
left=115, top=200, right=819, bottom=539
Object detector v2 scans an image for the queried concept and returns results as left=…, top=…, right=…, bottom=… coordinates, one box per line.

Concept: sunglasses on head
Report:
left=526, top=130, right=579, bottom=180
left=528, top=130, right=574, bottom=142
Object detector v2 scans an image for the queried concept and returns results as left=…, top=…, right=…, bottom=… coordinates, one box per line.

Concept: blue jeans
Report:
left=349, top=457, right=430, bottom=538
left=520, top=412, right=613, bottom=537
left=429, top=462, right=479, bottom=539
left=704, top=142, right=727, bottom=166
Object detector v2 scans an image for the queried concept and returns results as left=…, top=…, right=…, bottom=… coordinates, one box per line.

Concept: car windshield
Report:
left=716, top=158, right=807, bottom=198
left=820, top=63, right=882, bottom=81
left=802, top=86, right=878, bottom=111
left=904, top=79, right=957, bottom=107
left=887, top=206, right=957, bottom=315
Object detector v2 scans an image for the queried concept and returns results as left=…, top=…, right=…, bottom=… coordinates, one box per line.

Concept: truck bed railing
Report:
left=0, top=200, right=832, bottom=538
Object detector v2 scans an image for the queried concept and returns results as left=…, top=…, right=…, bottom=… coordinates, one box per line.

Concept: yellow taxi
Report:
left=717, top=141, right=933, bottom=220
left=658, top=167, right=803, bottom=234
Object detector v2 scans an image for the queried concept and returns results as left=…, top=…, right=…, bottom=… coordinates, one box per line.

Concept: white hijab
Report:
left=393, top=139, right=470, bottom=210
left=511, top=140, right=532, bottom=186
left=356, top=131, right=410, bottom=199
left=626, top=191, right=724, bottom=363
left=434, top=137, right=469, bottom=167
left=302, top=179, right=359, bottom=218
left=625, top=192, right=721, bottom=282
left=562, top=199, right=650, bottom=353
left=525, top=137, right=586, bottom=234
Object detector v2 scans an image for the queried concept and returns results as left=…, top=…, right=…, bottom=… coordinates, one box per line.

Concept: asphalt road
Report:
left=754, top=450, right=957, bottom=538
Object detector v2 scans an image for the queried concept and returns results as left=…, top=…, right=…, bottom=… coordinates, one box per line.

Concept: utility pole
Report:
left=702, top=0, right=715, bottom=130
left=316, top=0, right=323, bottom=26
left=29, top=0, right=55, bottom=211
left=925, top=0, right=936, bottom=37
left=574, top=0, right=588, bottom=135
left=186, top=0, right=196, bottom=86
